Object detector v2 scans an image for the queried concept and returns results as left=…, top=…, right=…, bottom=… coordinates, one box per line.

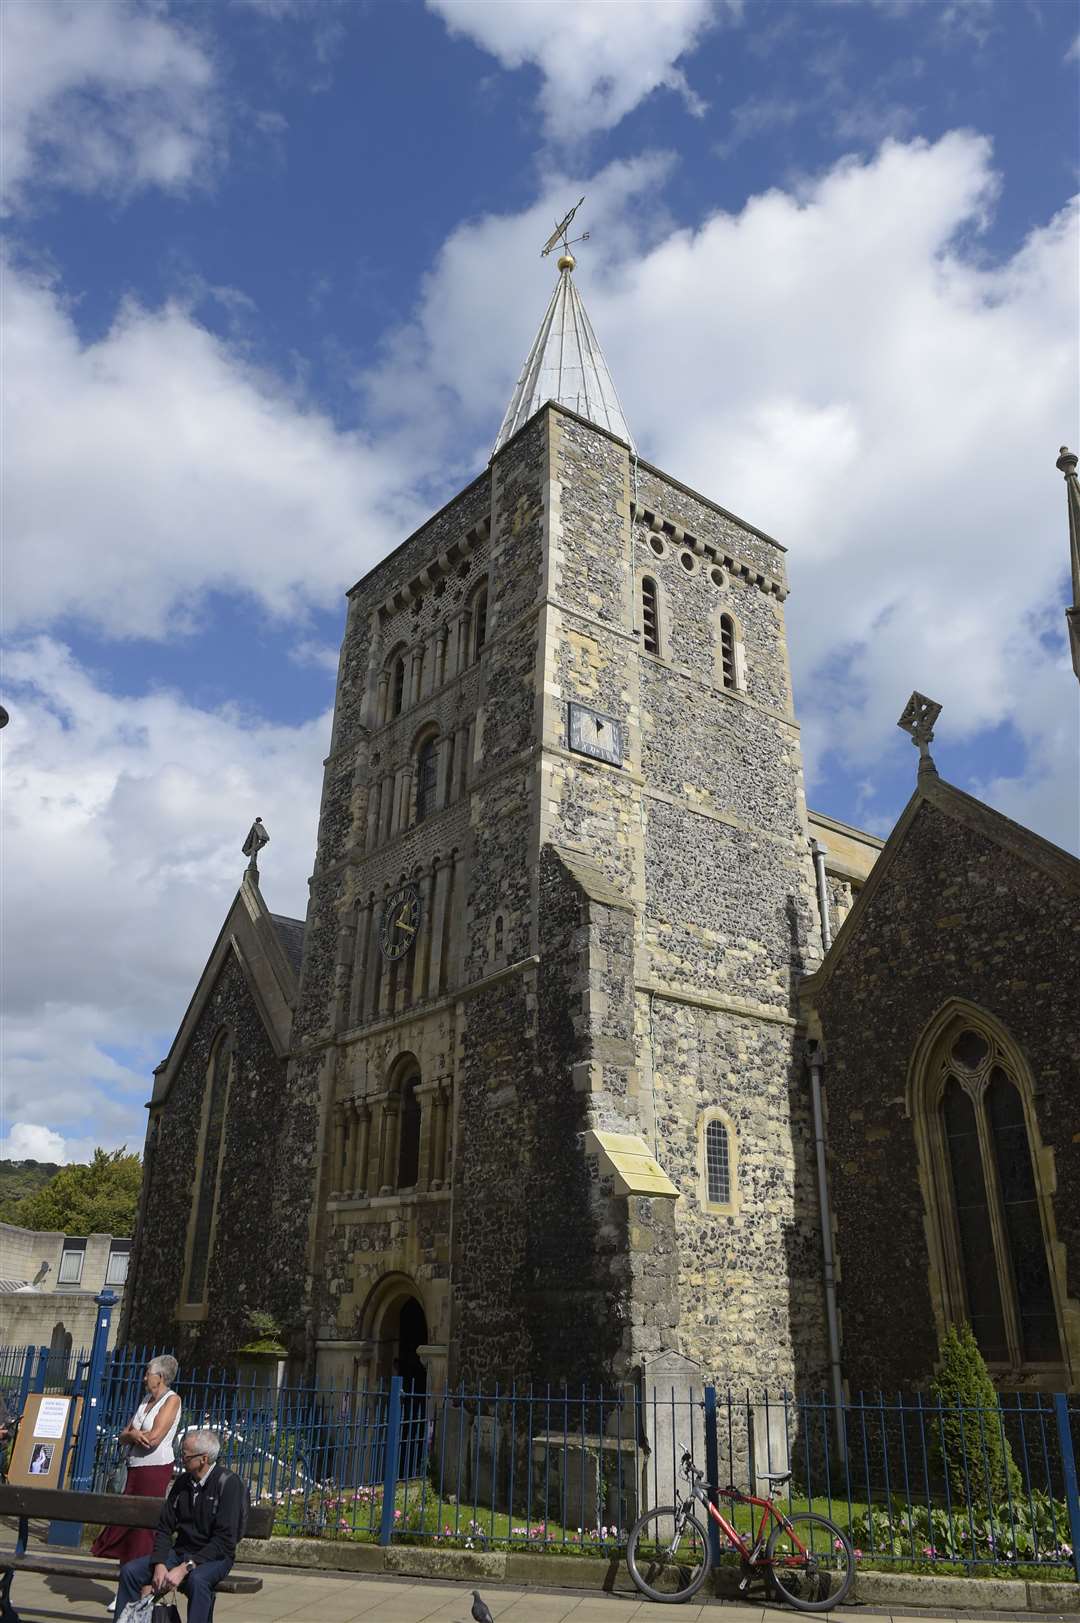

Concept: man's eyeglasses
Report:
left=181, top=1451, right=207, bottom=1466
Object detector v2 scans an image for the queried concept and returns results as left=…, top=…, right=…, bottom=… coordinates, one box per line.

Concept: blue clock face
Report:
left=380, top=883, right=422, bottom=960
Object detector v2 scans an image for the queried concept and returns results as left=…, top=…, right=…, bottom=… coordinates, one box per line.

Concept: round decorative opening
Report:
left=952, top=1030, right=990, bottom=1069
left=679, top=550, right=695, bottom=572
left=710, top=567, right=726, bottom=588
left=649, top=535, right=665, bottom=558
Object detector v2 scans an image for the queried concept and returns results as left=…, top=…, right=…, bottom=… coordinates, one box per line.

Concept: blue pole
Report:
left=379, top=1377, right=403, bottom=1546
left=48, top=1290, right=118, bottom=1548
left=1053, top=1394, right=1080, bottom=1584
left=16, top=1346, right=35, bottom=1416
left=703, top=1385, right=722, bottom=1567
left=32, top=1346, right=49, bottom=1394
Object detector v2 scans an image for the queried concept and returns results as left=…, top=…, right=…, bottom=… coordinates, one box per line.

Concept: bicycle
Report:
left=626, top=1450, right=855, bottom=1609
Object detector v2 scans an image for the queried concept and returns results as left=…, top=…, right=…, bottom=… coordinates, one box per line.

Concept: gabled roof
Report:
left=801, top=768, right=1080, bottom=1005
left=150, top=875, right=302, bottom=1106
left=492, top=259, right=634, bottom=457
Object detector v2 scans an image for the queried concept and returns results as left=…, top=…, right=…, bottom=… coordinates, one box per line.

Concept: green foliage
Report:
left=238, top=1310, right=287, bottom=1354
left=850, top=1489, right=1072, bottom=1564
left=930, top=1322, right=1022, bottom=1506
left=0, top=1161, right=62, bottom=1223
left=7, top=1149, right=141, bottom=1236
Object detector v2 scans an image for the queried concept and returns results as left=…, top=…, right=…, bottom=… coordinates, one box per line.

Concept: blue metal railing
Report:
left=1, top=1339, right=1077, bottom=1580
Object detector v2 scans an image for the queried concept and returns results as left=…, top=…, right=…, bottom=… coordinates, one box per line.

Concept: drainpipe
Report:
left=807, top=1037, right=846, bottom=1463
left=810, top=839, right=832, bottom=954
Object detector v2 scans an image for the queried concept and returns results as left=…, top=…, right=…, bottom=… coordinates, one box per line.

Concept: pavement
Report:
left=8, top=1562, right=1080, bottom=1623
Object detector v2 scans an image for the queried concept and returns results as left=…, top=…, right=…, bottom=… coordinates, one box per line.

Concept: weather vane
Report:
left=541, top=196, right=590, bottom=261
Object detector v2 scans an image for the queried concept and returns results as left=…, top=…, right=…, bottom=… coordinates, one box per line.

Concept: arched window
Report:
left=705, top=1119, right=731, bottom=1205
left=641, top=577, right=660, bottom=656
left=914, top=1008, right=1065, bottom=1371
left=397, top=1073, right=421, bottom=1189
left=719, top=614, right=736, bottom=690
left=698, top=1108, right=738, bottom=1213
left=391, top=656, right=406, bottom=718
left=474, top=587, right=488, bottom=658
left=183, top=1029, right=233, bottom=1308
left=415, top=736, right=438, bottom=823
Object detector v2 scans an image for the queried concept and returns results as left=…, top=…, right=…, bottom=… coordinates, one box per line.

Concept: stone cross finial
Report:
left=242, top=816, right=270, bottom=876
left=897, top=691, right=942, bottom=774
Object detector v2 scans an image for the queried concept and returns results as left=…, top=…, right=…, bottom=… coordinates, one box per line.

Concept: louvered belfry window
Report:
left=641, top=577, right=660, bottom=655
left=719, top=615, right=736, bottom=689
left=937, top=1026, right=1061, bottom=1367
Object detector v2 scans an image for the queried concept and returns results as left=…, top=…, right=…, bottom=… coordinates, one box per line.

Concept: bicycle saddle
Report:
left=761, top=1470, right=792, bottom=1486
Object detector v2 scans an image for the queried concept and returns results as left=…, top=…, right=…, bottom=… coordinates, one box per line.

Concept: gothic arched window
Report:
left=183, top=1028, right=233, bottom=1308
left=914, top=1009, right=1065, bottom=1372
left=641, top=577, right=660, bottom=656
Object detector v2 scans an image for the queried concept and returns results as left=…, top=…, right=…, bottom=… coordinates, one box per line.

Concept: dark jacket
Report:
left=152, top=1463, right=247, bottom=1569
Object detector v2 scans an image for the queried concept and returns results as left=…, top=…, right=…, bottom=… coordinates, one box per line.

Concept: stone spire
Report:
left=1056, top=446, right=1080, bottom=681
left=492, top=252, right=634, bottom=458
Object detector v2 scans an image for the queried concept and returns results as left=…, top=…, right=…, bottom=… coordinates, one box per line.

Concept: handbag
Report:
left=117, top=1596, right=182, bottom=1623
left=107, top=1445, right=130, bottom=1494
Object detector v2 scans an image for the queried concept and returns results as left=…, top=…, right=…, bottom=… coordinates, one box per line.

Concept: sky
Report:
left=2, top=0, right=1078, bottom=1166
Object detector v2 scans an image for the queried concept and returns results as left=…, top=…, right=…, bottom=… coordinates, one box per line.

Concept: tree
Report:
left=930, top=1321, right=1022, bottom=1506
left=11, top=1149, right=141, bottom=1236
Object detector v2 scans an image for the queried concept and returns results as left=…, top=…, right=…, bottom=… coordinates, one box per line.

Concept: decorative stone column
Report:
left=366, top=783, right=380, bottom=850
left=376, top=670, right=390, bottom=727
left=363, top=903, right=382, bottom=1022
left=409, top=646, right=424, bottom=708
left=377, top=921, right=393, bottom=1017
left=411, top=866, right=436, bottom=1003
left=329, top=1102, right=345, bottom=1199
left=434, top=628, right=448, bottom=689
left=430, top=1079, right=451, bottom=1190
left=414, top=1080, right=439, bottom=1194
left=333, top=916, right=356, bottom=1032
left=427, top=855, right=454, bottom=997
left=379, top=1096, right=400, bottom=1196
left=353, top=1101, right=372, bottom=1198
left=459, top=721, right=473, bottom=796
left=349, top=898, right=372, bottom=1027
left=436, top=731, right=454, bottom=811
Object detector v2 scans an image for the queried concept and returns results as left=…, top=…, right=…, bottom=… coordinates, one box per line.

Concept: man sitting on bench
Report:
left=114, top=1429, right=249, bottom=1622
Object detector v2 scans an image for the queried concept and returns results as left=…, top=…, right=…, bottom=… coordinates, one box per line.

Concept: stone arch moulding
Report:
left=906, top=996, right=1078, bottom=1387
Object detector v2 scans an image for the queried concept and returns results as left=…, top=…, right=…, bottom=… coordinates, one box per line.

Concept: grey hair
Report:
left=186, top=1429, right=221, bottom=1462
left=147, top=1355, right=179, bottom=1386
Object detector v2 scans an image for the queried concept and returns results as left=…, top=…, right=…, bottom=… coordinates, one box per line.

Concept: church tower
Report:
left=296, top=248, right=829, bottom=1394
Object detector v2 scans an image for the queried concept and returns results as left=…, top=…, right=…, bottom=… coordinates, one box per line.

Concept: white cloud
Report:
left=3, top=258, right=425, bottom=638
left=426, top=0, right=722, bottom=140
left=1, top=639, right=328, bottom=1150
left=0, top=0, right=220, bottom=213
left=0, top=1124, right=70, bottom=1165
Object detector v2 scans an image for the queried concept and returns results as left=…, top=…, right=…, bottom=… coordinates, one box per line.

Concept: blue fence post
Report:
left=32, top=1346, right=49, bottom=1394
left=16, top=1346, right=36, bottom=1415
left=703, top=1385, right=722, bottom=1567
left=379, top=1377, right=403, bottom=1546
left=47, top=1290, right=118, bottom=1548
left=1053, top=1393, right=1080, bottom=1584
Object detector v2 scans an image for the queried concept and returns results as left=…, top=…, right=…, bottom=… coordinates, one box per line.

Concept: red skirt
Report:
left=91, top=1463, right=176, bottom=1563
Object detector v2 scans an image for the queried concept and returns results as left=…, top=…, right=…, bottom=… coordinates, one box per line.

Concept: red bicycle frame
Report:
left=698, top=1488, right=810, bottom=1568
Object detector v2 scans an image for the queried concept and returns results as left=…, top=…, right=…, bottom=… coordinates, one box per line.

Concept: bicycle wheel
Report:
left=765, top=1511, right=855, bottom=1612
left=626, top=1504, right=711, bottom=1603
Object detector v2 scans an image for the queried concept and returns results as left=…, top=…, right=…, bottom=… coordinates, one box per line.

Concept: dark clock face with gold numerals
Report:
left=380, top=883, right=422, bottom=961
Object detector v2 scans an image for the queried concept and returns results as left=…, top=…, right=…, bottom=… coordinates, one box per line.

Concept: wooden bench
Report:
left=0, top=1484, right=273, bottom=1621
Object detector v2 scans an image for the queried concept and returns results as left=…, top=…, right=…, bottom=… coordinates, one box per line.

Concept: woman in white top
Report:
left=91, top=1356, right=181, bottom=1564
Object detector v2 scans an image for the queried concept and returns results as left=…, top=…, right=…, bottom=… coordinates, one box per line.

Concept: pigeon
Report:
left=471, top=1592, right=494, bottom=1623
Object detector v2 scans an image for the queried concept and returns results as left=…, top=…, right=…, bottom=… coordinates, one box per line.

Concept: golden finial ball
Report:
left=557, top=251, right=576, bottom=272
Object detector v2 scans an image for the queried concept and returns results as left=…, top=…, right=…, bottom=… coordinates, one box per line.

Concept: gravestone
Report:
left=640, top=1351, right=705, bottom=1512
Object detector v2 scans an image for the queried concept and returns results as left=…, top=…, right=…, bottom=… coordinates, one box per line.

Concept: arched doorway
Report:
left=375, top=1291, right=428, bottom=1479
